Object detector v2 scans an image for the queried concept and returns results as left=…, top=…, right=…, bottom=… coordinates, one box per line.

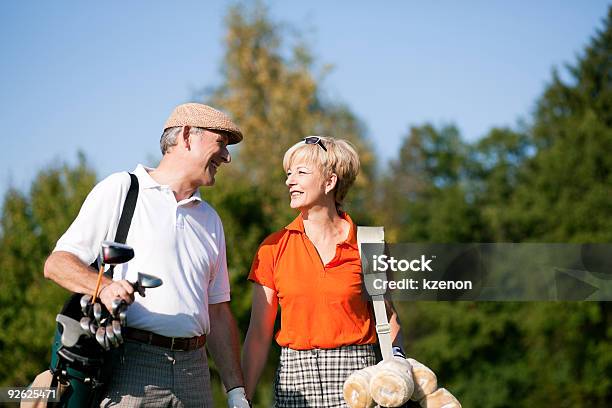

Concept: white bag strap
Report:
left=357, top=226, right=393, bottom=361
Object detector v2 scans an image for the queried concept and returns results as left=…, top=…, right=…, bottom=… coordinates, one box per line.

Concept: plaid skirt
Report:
left=273, top=344, right=377, bottom=408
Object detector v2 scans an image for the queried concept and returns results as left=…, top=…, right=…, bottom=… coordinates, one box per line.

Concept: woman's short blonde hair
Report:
left=283, top=136, right=360, bottom=209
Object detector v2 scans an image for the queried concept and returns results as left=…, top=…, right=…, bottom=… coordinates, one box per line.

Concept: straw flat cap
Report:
left=164, top=103, right=243, bottom=145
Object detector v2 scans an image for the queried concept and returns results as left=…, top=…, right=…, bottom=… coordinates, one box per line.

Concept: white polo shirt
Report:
left=54, top=164, right=230, bottom=337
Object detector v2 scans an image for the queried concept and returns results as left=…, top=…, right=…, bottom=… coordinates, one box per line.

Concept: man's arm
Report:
left=207, top=301, right=245, bottom=391
left=44, top=251, right=134, bottom=311
left=44, top=172, right=135, bottom=310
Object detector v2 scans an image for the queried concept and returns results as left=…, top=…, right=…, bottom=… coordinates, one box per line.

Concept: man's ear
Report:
left=182, top=126, right=192, bottom=150
left=325, top=173, right=338, bottom=195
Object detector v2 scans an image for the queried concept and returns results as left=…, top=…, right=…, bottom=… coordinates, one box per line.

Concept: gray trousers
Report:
left=100, top=340, right=213, bottom=407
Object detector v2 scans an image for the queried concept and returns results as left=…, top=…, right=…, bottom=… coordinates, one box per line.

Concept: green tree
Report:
left=510, top=7, right=612, bottom=243
left=0, top=153, right=96, bottom=386
left=499, top=7, right=612, bottom=405
left=3, top=3, right=612, bottom=407
left=206, top=3, right=376, bottom=230
left=383, top=7, right=612, bottom=407
left=378, top=123, right=485, bottom=242
left=199, top=3, right=377, bottom=405
left=470, top=127, right=532, bottom=241
left=201, top=2, right=378, bottom=333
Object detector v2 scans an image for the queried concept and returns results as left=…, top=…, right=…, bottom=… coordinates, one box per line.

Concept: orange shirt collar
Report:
left=285, top=211, right=358, bottom=249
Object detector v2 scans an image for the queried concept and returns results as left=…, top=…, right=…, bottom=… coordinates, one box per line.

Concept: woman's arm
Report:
left=242, top=283, right=278, bottom=400
left=386, top=299, right=405, bottom=351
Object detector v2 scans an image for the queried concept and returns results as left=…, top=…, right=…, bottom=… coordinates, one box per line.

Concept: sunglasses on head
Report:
left=303, top=136, right=327, bottom=152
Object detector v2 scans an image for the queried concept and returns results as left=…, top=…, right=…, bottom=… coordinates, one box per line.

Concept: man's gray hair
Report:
left=160, top=126, right=212, bottom=154
left=160, top=126, right=182, bottom=155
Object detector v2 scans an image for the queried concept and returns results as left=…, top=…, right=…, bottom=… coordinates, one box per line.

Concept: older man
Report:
left=44, top=103, right=250, bottom=407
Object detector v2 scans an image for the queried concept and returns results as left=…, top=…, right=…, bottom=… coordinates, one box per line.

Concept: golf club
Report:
left=106, top=272, right=164, bottom=327
left=95, top=326, right=108, bottom=350
left=119, top=305, right=127, bottom=326
left=89, top=321, right=98, bottom=336
left=92, top=241, right=135, bottom=303
left=104, top=331, right=111, bottom=350
left=56, top=315, right=87, bottom=348
left=106, top=324, right=118, bottom=348
left=132, top=272, right=163, bottom=296
left=93, top=302, right=102, bottom=324
left=112, top=320, right=123, bottom=343
left=80, top=294, right=92, bottom=316
left=111, top=298, right=122, bottom=318
left=80, top=317, right=91, bottom=333
left=110, top=272, right=165, bottom=316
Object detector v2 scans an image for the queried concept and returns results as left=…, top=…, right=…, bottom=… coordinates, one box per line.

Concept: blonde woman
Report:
left=242, top=136, right=404, bottom=407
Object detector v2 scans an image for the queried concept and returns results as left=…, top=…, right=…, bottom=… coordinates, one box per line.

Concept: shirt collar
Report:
left=133, top=164, right=160, bottom=189
left=285, top=211, right=358, bottom=249
left=132, top=164, right=203, bottom=204
left=285, top=214, right=305, bottom=232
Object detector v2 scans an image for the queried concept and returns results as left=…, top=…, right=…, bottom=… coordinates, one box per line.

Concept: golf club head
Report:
left=104, top=332, right=111, bottom=350
left=80, top=295, right=92, bottom=315
left=100, top=241, right=134, bottom=265
left=132, top=272, right=164, bottom=297
left=111, top=299, right=122, bottom=317
left=119, top=306, right=127, bottom=326
left=93, top=302, right=102, bottom=324
left=89, top=321, right=98, bottom=336
left=112, top=320, right=123, bottom=344
left=56, top=315, right=86, bottom=347
left=137, top=273, right=163, bottom=289
left=106, top=325, right=118, bottom=348
left=80, top=317, right=92, bottom=333
left=95, top=326, right=108, bottom=350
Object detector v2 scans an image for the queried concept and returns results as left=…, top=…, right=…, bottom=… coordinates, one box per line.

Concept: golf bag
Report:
left=49, top=173, right=138, bottom=407
left=49, top=296, right=113, bottom=407
left=343, top=227, right=461, bottom=408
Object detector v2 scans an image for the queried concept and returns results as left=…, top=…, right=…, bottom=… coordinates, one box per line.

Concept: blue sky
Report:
left=1, top=1, right=610, bottom=198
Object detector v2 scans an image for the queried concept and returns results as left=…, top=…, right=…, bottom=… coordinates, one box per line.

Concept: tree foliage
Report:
left=1, top=3, right=611, bottom=408
left=201, top=3, right=378, bottom=404
left=205, top=3, right=377, bottom=231
left=508, top=8, right=612, bottom=243
left=0, top=153, right=96, bottom=386
left=378, top=124, right=487, bottom=242
left=381, top=8, right=612, bottom=407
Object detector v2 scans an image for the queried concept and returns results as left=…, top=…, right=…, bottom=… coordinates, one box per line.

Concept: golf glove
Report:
left=392, top=346, right=406, bottom=358
left=227, top=386, right=250, bottom=408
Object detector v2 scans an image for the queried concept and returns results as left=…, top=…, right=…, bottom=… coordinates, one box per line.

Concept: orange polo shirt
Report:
left=248, top=212, right=377, bottom=350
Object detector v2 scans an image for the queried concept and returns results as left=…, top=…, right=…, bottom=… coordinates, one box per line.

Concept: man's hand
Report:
left=227, top=387, right=250, bottom=408
left=99, top=280, right=135, bottom=311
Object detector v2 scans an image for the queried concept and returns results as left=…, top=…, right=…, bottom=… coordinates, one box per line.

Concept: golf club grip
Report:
left=91, top=264, right=106, bottom=303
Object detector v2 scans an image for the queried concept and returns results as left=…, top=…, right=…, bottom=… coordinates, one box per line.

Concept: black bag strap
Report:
left=114, top=173, right=139, bottom=244
left=104, top=173, right=139, bottom=278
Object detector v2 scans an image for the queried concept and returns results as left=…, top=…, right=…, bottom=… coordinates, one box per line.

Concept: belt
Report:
left=123, top=327, right=206, bottom=351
